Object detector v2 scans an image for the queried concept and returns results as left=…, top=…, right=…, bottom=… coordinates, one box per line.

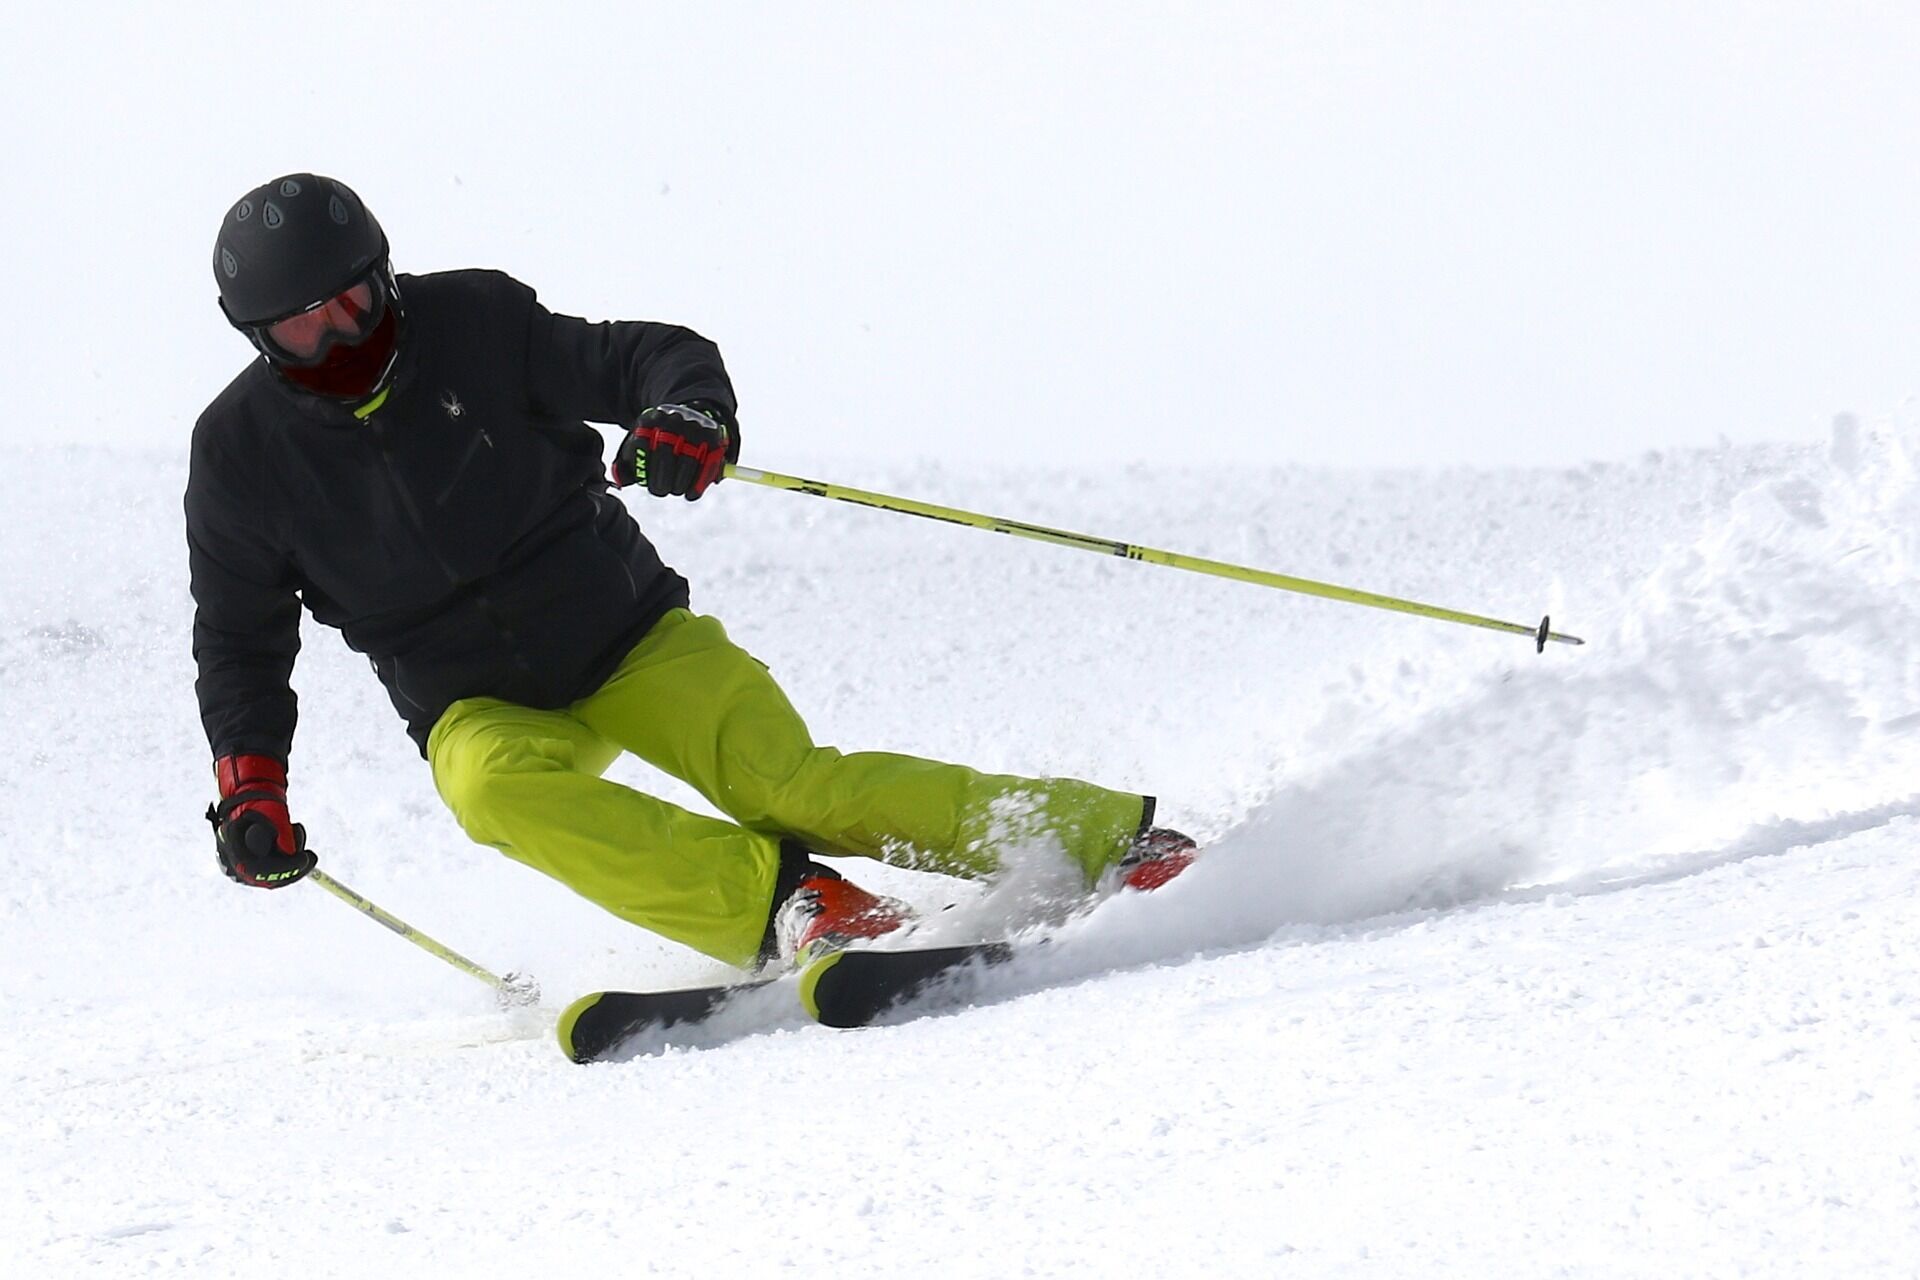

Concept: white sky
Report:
left=4, top=1, right=1917, bottom=468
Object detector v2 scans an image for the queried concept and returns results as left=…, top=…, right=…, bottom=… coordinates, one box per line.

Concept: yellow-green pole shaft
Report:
left=307, top=868, right=513, bottom=993
left=725, top=464, right=1584, bottom=649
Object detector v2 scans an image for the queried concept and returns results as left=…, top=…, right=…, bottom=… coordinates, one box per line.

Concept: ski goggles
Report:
left=255, top=272, right=388, bottom=366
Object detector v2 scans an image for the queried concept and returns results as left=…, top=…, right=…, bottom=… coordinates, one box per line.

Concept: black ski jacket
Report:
left=186, top=268, right=737, bottom=760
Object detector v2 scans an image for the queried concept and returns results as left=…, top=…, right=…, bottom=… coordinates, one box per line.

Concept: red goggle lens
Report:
left=261, top=279, right=381, bottom=362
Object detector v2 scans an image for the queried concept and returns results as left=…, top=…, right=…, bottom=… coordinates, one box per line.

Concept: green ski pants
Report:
left=427, top=610, right=1147, bottom=967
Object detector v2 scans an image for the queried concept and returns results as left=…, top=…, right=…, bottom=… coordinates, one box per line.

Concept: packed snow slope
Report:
left=4, top=423, right=1918, bottom=1277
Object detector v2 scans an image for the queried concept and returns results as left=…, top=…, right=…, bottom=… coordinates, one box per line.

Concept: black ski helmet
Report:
left=214, top=173, right=387, bottom=326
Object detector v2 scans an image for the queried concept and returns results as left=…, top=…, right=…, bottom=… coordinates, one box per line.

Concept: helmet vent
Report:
left=235, top=200, right=253, bottom=222
left=329, top=195, right=349, bottom=225
left=263, top=202, right=282, bottom=229
left=279, top=178, right=303, bottom=197
left=220, top=248, right=238, bottom=278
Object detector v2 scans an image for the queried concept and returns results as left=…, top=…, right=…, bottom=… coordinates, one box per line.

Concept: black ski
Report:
left=557, top=979, right=776, bottom=1063
left=798, top=941, right=1015, bottom=1029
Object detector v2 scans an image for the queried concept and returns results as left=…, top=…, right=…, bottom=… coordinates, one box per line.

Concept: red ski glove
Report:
left=612, top=402, right=734, bottom=500
left=207, top=754, right=317, bottom=889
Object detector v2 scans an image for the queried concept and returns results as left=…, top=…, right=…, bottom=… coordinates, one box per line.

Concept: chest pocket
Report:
left=433, top=413, right=497, bottom=506
left=408, top=395, right=593, bottom=584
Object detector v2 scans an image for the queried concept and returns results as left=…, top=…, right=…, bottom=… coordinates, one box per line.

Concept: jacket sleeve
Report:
left=185, top=422, right=302, bottom=761
left=521, top=286, right=741, bottom=459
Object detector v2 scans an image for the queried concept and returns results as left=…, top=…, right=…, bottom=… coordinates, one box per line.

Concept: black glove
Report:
left=612, top=401, right=734, bottom=500
left=206, top=754, right=317, bottom=889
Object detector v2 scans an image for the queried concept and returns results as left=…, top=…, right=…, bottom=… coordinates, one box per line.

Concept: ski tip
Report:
left=797, top=951, right=846, bottom=1023
left=801, top=943, right=1017, bottom=1029
left=556, top=991, right=607, bottom=1064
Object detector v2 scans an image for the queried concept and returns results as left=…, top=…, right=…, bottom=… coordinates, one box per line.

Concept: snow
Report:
left=5, top=420, right=1919, bottom=1275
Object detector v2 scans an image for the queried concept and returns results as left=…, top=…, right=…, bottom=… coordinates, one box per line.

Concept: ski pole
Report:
left=723, top=464, right=1584, bottom=650
left=307, top=868, right=540, bottom=1006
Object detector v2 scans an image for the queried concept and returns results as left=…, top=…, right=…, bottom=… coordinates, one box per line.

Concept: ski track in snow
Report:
left=3, top=427, right=1919, bottom=1276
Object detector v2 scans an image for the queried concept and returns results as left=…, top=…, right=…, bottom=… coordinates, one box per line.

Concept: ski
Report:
left=561, top=833, right=1199, bottom=1057
left=557, top=978, right=777, bottom=1064
left=798, top=941, right=1015, bottom=1029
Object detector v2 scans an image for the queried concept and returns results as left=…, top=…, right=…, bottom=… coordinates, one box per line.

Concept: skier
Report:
left=190, top=173, right=1194, bottom=974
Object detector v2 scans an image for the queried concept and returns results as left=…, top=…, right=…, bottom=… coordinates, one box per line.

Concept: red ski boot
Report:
left=1113, top=826, right=1199, bottom=892
left=773, top=865, right=913, bottom=967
